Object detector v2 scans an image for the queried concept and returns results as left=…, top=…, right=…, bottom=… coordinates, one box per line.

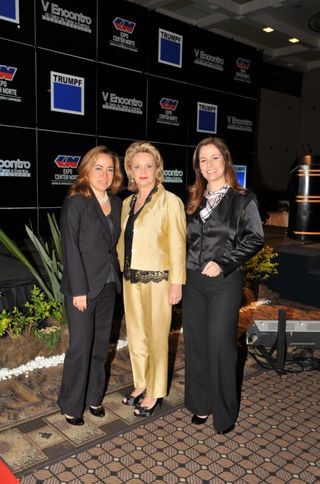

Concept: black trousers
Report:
left=58, top=283, right=116, bottom=418
left=182, top=269, right=242, bottom=433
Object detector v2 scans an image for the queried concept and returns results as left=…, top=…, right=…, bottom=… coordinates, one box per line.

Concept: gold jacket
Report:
left=117, top=184, right=186, bottom=284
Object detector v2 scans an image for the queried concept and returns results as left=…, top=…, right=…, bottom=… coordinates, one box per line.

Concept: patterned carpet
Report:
left=1, top=300, right=320, bottom=483
left=17, top=360, right=320, bottom=483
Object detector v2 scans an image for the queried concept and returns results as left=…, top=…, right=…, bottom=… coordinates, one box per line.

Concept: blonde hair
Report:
left=69, top=145, right=123, bottom=197
left=124, top=141, right=164, bottom=192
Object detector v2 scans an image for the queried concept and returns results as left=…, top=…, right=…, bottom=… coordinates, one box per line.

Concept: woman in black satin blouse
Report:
left=182, top=136, right=264, bottom=434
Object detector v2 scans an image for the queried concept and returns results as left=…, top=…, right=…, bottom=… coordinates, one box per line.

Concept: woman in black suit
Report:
left=57, top=145, right=123, bottom=425
left=183, top=137, right=264, bottom=434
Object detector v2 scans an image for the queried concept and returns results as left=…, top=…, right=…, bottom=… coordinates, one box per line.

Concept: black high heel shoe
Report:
left=134, top=398, right=161, bottom=417
left=122, top=389, right=145, bottom=406
left=64, top=415, right=84, bottom=426
left=191, top=414, right=208, bottom=425
left=89, top=406, right=105, bottom=418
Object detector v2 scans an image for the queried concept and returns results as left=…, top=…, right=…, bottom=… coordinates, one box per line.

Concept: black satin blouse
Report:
left=186, top=188, right=264, bottom=277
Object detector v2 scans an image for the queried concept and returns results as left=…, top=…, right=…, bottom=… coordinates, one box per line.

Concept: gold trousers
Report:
left=123, top=279, right=172, bottom=398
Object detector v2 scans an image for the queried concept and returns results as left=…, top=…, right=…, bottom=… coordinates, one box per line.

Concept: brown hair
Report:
left=124, top=140, right=164, bottom=192
left=69, top=145, right=123, bottom=197
left=186, top=136, right=240, bottom=214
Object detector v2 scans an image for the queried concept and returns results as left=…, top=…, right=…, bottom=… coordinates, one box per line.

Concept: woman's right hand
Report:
left=73, top=295, right=87, bottom=312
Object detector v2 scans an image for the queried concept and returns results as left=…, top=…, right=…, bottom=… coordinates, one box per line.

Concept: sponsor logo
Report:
left=0, top=158, right=31, bottom=177
left=197, top=102, right=218, bottom=134
left=52, top=154, right=80, bottom=185
left=113, top=17, right=136, bottom=34
left=102, top=91, right=143, bottom=115
left=0, top=0, right=19, bottom=24
left=110, top=16, right=137, bottom=52
left=54, top=155, right=81, bottom=169
left=0, top=65, right=21, bottom=103
left=234, top=57, right=252, bottom=84
left=159, top=98, right=178, bottom=111
left=236, top=58, right=251, bottom=70
left=163, top=169, right=183, bottom=184
left=50, top=71, right=85, bottom=115
left=226, top=115, right=253, bottom=132
left=0, top=65, right=17, bottom=81
left=158, top=28, right=183, bottom=68
left=157, top=97, right=180, bottom=127
left=194, top=49, right=224, bottom=72
left=41, top=1, right=92, bottom=33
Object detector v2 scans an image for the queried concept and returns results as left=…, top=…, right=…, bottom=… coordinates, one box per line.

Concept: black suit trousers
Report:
left=182, top=269, right=243, bottom=433
left=58, top=282, right=116, bottom=417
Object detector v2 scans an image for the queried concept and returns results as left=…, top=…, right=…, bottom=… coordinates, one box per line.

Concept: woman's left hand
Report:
left=168, top=283, right=182, bottom=305
left=201, top=260, right=222, bottom=278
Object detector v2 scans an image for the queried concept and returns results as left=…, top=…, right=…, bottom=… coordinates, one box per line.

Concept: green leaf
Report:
left=48, top=213, right=63, bottom=263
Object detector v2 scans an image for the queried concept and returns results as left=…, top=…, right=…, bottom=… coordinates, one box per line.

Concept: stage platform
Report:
left=1, top=225, right=320, bottom=310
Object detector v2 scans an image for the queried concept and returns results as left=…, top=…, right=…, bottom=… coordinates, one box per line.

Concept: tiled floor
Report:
left=18, top=358, right=320, bottom=483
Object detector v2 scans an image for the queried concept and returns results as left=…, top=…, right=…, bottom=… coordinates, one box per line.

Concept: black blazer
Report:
left=60, top=192, right=122, bottom=298
left=186, top=188, right=264, bottom=277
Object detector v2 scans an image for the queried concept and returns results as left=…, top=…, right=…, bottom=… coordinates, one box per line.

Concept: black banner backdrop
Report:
left=154, top=143, right=188, bottom=202
left=97, top=64, right=147, bottom=139
left=227, top=40, right=262, bottom=98
left=147, top=76, right=189, bottom=145
left=37, top=50, right=96, bottom=134
left=35, top=0, right=97, bottom=60
left=0, top=39, right=36, bottom=127
left=222, top=95, right=257, bottom=148
left=98, top=0, right=147, bottom=72
left=148, top=11, right=191, bottom=82
left=188, top=86, right=226, bottom=146
left=0, top=0, right=262, bottom=236
left=0, top=125, right=36, bottom=211
left=0, top=0, right=34, bottom=45
left=190, top=27, right=231, bottom=91
left=37, top=131, right=96, bottom=207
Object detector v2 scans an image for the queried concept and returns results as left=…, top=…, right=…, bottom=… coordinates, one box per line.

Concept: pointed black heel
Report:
left=122, top=389, right=145, bottom=406
left=134, top=398, right=162, bottom=417
left=64, top=415, right=84, bottom=426
left=191, top=414, right=208, bottom=425
left=89, top=406, right=105, bottom=417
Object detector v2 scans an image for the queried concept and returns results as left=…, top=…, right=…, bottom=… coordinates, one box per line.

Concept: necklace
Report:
left=97, top=192, right=109, bottom=204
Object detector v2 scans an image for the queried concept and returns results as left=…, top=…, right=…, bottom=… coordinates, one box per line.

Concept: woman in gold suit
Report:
left=117, top=141, right=186, bottom=417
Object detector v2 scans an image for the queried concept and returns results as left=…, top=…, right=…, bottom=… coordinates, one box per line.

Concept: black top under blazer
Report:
left=60, top=192, right=122, bottom=298
left=186, top=188, right=264, bottom=277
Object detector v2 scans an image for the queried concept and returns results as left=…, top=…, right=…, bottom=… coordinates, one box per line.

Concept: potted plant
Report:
left=242, top=245, right=279, bottom=303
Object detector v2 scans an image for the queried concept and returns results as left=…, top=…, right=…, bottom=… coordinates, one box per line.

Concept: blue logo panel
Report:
left=197, top=102, right=218, bottom=134
left=158, top=29, right=182, bottom=68
left=0, top=0, right=19, bottom=23
left=234, top=165, right=247, bottom=188
left=50, top=71, right=85, bottom=116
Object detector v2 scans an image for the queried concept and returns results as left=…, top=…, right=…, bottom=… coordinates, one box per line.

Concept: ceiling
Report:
left=128, top=0, right=320, bottom=72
